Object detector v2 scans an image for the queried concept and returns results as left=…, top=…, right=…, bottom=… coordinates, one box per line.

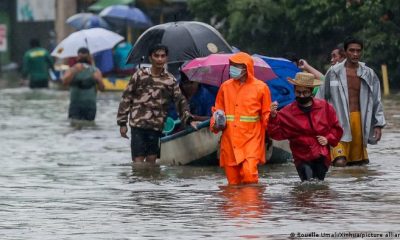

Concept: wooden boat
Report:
left=159, top=120, right=220, bottom=165
left=158, top=120, right=292, bottom=166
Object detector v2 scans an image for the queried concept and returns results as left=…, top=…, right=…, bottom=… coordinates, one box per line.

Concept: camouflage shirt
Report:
left=117, top=68, right=192, bottom=131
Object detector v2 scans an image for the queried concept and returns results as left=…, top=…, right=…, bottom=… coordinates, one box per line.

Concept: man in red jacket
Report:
left=269, top=72, right=343, bottom=181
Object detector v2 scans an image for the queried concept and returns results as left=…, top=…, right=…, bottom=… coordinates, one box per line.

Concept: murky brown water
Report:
left=1, top=81, right=400, bottom=239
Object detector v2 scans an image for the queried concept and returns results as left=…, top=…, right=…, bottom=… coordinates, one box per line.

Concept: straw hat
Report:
left=287, top=72, right=322, bottom=87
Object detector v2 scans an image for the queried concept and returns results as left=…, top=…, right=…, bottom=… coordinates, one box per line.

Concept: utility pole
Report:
left=55, top=0, right=77, bottom=44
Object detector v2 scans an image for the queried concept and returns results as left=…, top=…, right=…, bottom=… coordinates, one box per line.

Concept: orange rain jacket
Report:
left=210, top=52, right=272, bottom=167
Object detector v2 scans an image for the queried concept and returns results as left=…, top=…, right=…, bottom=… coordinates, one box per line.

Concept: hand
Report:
left=72, top=63, right=84, bottom=74
left=316, top=135, right=328, bottom=146
left=298, top=59, right=309, bottom=70
left=213, top=125, right=222, bottom=132
left=373, top=127, right=382, bottom=142
left=270, top=101, right=278, bottom=118
left=120, top=126, right=129, bottom=139
left=190, top=121, right=201, bottom=130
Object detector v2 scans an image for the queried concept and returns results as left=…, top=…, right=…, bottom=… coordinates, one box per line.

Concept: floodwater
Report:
left=1, top=80, right=400, bottom=239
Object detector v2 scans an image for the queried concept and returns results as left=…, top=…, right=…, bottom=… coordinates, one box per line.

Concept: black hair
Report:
left=333, top=43, right=346, bottom=57
left=180, top=71, right=189, bottom=83
left=148, top=44, right=169, bottom=57
left=344, top=36, right=363, bottom=51
left=77, top=47, right=90, bottom=54
left=30, top=39, right=40, bottom=48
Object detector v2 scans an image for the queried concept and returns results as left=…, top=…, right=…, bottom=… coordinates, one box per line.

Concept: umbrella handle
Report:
left=138, top=56, right=145, bottom=69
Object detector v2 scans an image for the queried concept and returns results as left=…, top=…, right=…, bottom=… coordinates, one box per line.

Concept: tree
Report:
left=188, top=0, right=400, bottom=87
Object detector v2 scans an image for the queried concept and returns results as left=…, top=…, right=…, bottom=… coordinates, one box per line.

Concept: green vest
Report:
left=22, top=47, right=53, bottom=82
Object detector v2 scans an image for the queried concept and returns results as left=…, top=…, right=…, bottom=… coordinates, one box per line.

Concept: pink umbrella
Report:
left=181, top=53, right=277, bottom=87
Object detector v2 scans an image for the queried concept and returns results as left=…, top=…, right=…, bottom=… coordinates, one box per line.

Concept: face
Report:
left=294, top=86, right=313, bottom=98
left=181, top=81, right=199, bottom=98
left=229, top=62, right=247, bottom=79
left=77, top=53, right=90, bottom=63
left=330, top=49, right=344, bottom=65
left=149, top=49, right=167, bottom=68
left=345, top=43, right=362, bottom=64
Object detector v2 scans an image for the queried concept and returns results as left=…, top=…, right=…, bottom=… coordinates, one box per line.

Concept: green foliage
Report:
left=188, top=0, right=400, bottom=88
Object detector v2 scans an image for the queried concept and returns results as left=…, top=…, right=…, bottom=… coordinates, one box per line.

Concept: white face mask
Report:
left=229, top=66, right=245, bottom=79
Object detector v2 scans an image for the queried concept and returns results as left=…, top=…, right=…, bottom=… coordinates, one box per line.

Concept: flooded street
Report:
left=1, top=83, right=400, bottom=239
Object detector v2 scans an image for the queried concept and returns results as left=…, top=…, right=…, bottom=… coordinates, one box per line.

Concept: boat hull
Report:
left=159, top=127, right=221, bottom=166
left=158, top=121, right=292, bottom=166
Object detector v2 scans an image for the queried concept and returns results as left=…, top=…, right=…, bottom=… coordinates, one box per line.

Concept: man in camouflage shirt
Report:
left=117, top=44, right=197, bottom=163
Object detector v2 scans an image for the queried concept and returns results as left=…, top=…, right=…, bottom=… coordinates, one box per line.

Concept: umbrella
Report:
left=127, top=21, right=233, bottom=64
left=51, top=28, right=124, bottom=58
left=99, top=5, right=153, bottom=29
left=181, top=54, right=277, bottom=87
left=66, top=13, right=111, bottom=30
left=254, top=54, right=300, bottom=108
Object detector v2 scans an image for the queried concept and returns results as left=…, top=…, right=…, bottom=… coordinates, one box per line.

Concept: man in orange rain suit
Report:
left=210, top=52, right=272, bottom=185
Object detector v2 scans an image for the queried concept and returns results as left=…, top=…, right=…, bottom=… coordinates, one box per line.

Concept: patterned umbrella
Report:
left=128, top=21, right=233, bottom=64
left=51, top=28, right=124, bottom=58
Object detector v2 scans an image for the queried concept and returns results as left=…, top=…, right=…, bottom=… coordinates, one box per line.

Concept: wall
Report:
left=0, top=1, right=11, bottom=66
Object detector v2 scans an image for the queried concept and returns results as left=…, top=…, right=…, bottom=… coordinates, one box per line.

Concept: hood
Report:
left=229, top=52, right=255, bottom=82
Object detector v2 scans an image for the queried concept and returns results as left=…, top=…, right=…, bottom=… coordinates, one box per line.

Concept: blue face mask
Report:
left=229, top=66, right=244, bottom=79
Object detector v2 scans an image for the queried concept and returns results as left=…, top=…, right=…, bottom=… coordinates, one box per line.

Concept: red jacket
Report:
left=268, top=99, right=343, bottom=167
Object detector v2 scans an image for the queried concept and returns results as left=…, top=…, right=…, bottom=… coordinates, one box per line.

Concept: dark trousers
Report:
left=296, top=157, right=328, bottom=182
left=131, top=127, right=162, bottom=159
left=68, top=105, right=96, bottom=121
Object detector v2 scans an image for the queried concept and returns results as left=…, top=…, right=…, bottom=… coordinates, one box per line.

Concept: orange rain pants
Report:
left=224, top=159, right=259, bottom=184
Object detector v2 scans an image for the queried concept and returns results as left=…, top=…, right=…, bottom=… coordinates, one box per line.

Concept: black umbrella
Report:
left=127, top=21, right=233, bottom=64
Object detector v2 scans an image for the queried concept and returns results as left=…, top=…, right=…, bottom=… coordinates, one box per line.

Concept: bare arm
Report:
left=61, top=69, right=74, bottom=86
left=299, top=59, right=324, bottom=79
left=192, top=115, right=210, bottom=122
left=61, top=64, right=83, bottom=87
left=94, top=69, right=105, bottom=91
